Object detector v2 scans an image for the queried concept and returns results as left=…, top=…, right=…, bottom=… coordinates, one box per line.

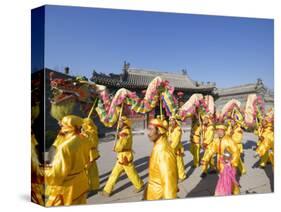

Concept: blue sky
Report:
left=42, top=5, right=274, bottom=89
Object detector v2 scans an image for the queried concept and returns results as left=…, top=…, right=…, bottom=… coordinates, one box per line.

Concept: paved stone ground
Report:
left=87, top=130, right=274, bottom=205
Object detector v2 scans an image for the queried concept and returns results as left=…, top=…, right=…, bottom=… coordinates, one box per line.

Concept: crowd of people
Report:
left=31, top=107, right=274, bottom=206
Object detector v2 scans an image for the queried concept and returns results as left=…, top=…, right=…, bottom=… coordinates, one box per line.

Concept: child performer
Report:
left=215, top=150, right=240, bottom=196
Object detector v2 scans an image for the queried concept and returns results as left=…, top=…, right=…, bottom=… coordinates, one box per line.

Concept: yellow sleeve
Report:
left=256, top=131, right=274, bottom=156
left=45, top=146, right=71, bottom=185
left=114, top=129, right=130, bottom=152
left=203, top=126, right=214, bottom=146
left=201, top=140, right=217, bottom=167
left=159, top=151, right=177, bottom=199
left=31, top=136, right=43, bottom=177
left=227, top=138, right=240, bottom=167
left=232, top=127, right=243, bottom=142
left=170, top=128, right=182, bottom=149
left=52, top=134, right=64, bottom=148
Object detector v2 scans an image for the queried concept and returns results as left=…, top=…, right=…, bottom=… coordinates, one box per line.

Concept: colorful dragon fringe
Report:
left=50, top=74, right=180, bottom=126
left=95, top=77, right=177, bottom=127
left=49, top=72, right=271, bottom=129
left=244, top=94, right=265, bottom=128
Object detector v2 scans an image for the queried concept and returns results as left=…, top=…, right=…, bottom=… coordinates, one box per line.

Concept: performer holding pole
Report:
left=200, top=113, right=216, bottom=177
left=200, top=123, right=240, bottom=195
left=190, top=114, right=202, bottom=168
left=168, top=115, right=187, bottom=182
left=44, top=115, right=92, bottom=206
left=255, top=111, right=274, bottom=168
left=102, top=112, right=144, bottom=196
left=82, top=98, right=100, bottom=192
left=144, top=118, right=178, bottom=200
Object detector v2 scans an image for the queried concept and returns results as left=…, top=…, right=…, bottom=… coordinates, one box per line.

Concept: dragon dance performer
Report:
left=231, top=121, right=247, bottom=175
left=168, top=115, right=186, bottom=182
left=215, top=150, right=240, bottom=196
left=255, top=112, right=274, bottom=168
left=200, top=114, right=216, bottom=177
left=31, top=132, right=44, bottom=205
left=82, top=118, right=100, bottom=192
left=44, top=115, right=93, bottom=206
left=102, top=116, right=144, bottom=196
left=31, top=103, right=44, bottom=205
left=190, top=116, right=202, bottom=168
left=49, top=127, right=65, bottom=163
left=144, top=118, right=178, bottom=200
left=200, top=123, right=240, bottom=195
left=224, top=119, right=246, bottom=175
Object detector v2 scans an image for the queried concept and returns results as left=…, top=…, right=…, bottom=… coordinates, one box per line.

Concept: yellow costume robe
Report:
left=103, top=126, right=143, bottom=195
left=190, top=119, right=201, bottom=167
left=31, top=134, right=44, bottom=205
left=201, top=135, right=240, bottom=194
left=144, top=135, right=178, bottom=200
left=256, top=125, right=274, bottom=168
left=44, top=132, right=92, bottom=206
left=82, top=118, right=100, bottom=191
left=168, top=125, right=186, bottom=181
left=232, top=124, right=247, bottom=175
left=201, top=123, right=215, bottom=173
left=232, top=124, right=243, bottom=153
left=48, top=133, right=65, bottom=163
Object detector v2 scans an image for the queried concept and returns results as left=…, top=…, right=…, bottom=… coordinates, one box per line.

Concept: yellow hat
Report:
left=169, top=114, right=182, bottom=126
left=120, top=116, right=132, bottom=128
left=215, top=124, right=227, bottom=130
left=61, top=115, right=83, bottom=134
left=149, top=118, right=168, bottom=135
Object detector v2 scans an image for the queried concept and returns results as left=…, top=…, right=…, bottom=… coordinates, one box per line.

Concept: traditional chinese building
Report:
left=215, top=78, right=274, bottom=111
left=91, top=61, right=217, bottom=106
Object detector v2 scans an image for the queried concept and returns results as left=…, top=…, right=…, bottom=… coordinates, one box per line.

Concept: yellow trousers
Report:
left=31, top=184, right=44, bottom=206
left=238, top=143, right=243, bottom=154
left=233, top=184, right=240, bottom=195
left=190, top=143, right=200, bottom=167
left=260, top=152, right=269, bottom=167
left=238, top=158, right=246, bottom=175
left=259, top=151, right=274, bottom=168
left=269, top=152, right=274, bottom=168
left=176, top=155, right=186, bottom=180
left=46, top=192, right=87, bottom=207
left=201, top=155, right=215, bottom=173
left=103, top=161, right=143, bottom=194
left=88, top=161, right=100, bottom=191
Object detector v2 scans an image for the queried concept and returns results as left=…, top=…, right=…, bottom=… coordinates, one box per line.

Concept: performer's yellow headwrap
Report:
left=61, top=115, right=83, bottom=134
left=202, top=112, right=214, bottom=123
left=215, top=124, right=227, bottom=131
left=120, top=116, right=132, bottom=128
left=82, top=117, right=97, bottom=132
left=169, top=114, right=182, bottom=126
left=149, top=118, right=168, bottom=135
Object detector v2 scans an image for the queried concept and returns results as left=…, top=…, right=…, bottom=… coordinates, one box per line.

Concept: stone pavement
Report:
left=87, top=130, right=274, bottom=205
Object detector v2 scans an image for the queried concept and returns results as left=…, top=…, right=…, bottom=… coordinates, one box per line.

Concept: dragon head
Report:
left=49, top=72, right=98, bottom=121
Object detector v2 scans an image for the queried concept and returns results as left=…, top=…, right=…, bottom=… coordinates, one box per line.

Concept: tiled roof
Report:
left=217, top=83, right=258, bottom=96
left=91, top=68, right=215, bottom=91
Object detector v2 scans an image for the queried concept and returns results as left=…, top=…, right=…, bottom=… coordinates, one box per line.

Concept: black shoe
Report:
left=208, top=169, right=217, bottom=174
left=200, top=172, right=207, bottom=178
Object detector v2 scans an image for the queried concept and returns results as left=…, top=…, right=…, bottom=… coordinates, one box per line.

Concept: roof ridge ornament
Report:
left=121, top=61, right=130, bottom=81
